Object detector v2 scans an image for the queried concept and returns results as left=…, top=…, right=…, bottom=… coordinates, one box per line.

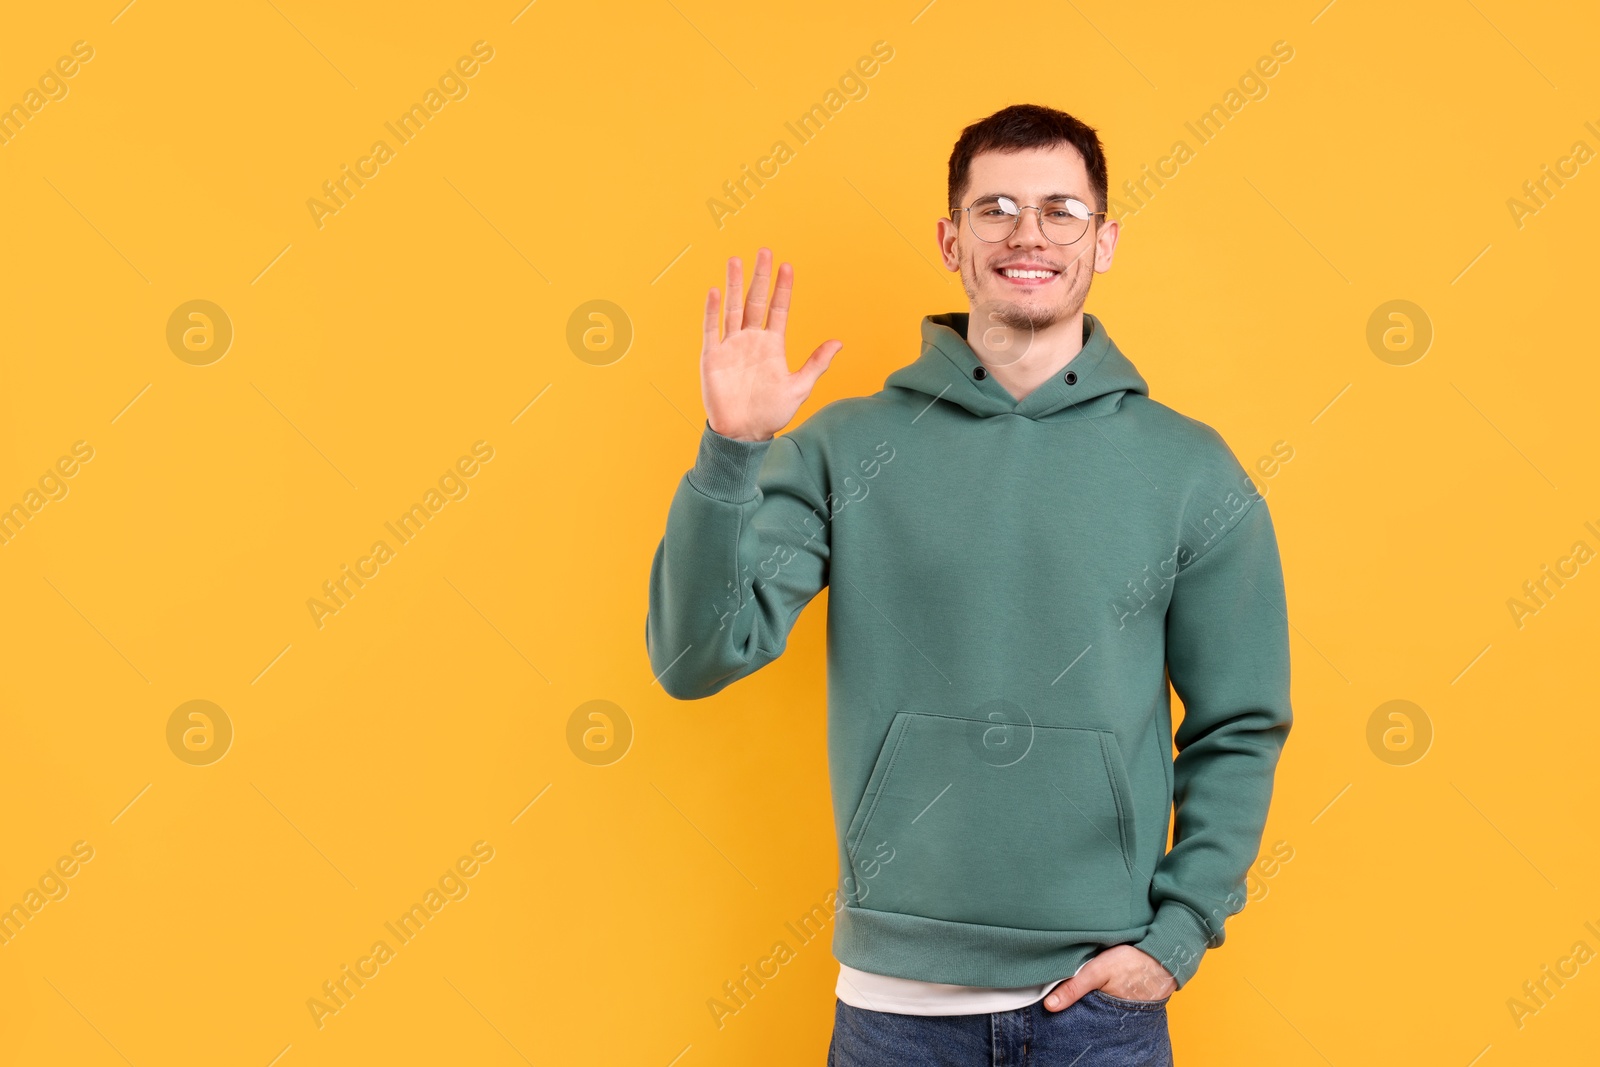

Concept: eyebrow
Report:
left=977, top=192, right=1085, bottom=201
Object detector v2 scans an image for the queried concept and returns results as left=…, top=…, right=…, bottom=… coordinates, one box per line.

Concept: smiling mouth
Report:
left=994, top=266, right=1060, bottom=286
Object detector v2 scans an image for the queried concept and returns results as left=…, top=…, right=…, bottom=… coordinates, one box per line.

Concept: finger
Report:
left=767, top=262, right=794, bottom=335
left=743, top=247, right=772, bottom=329
left=1043, top=979, right=1075, bottom=1012
left=1043, top=968, right=1095, bottom=1012
left=794, top=338, right=842, bottom=393
left=724, top=256, right=744, bottom=337
left=704, top=287, right=721, bottom=347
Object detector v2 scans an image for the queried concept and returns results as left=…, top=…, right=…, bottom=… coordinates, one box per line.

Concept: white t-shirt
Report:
left=835, top=959, right=1084, bottom=1016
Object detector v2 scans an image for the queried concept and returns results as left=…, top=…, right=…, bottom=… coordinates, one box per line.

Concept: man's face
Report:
left=937, top=144, right=1119, bottom=333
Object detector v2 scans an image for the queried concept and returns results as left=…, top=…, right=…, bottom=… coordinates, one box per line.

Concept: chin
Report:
left=991, top=297, right=1065, bottom=331
left=960, top=271, right=1077, bottom=331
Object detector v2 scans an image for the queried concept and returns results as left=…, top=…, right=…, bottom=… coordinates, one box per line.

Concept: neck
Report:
left=967, top=308, right=1087, bottom=404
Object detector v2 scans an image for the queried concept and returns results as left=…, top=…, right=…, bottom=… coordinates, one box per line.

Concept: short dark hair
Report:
left=947, top=103, right=1109, bottom=216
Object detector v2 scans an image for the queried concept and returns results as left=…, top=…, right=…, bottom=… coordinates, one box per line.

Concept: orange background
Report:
left=2, top=1, right=1597, bottom=1064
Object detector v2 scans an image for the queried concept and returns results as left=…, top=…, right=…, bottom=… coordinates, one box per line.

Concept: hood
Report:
left=884, top=311, right=1148, bottom=421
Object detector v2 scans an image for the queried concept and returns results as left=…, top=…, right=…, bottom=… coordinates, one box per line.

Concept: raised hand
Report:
left=701, top=247, right=842, bottom=443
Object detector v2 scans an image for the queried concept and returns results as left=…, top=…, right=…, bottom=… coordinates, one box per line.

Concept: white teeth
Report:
left=1000, top=268, right=1056, bottom=279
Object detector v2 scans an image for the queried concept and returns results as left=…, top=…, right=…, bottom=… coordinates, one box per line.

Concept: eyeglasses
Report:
left=952, top=195, right=1106, bottom=245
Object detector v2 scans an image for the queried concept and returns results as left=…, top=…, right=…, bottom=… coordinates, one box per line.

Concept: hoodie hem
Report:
left=833, top=905, right=1146, bottom=988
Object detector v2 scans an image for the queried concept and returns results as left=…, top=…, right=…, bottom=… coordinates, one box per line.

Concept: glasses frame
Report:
left=951, top=194, right=1108, bottom=245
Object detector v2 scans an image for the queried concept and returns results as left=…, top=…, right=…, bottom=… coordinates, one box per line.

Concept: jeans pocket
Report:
left=1087, top=988, right=1170, bottom=1011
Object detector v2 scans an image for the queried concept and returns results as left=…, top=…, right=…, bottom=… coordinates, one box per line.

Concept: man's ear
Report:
left=936, top=216, right=960, bottom=271
left=1093, top=217, right=1120, bottom=273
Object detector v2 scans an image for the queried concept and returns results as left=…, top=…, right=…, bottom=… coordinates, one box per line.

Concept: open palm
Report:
left=701, top=247, right=842, bottom=443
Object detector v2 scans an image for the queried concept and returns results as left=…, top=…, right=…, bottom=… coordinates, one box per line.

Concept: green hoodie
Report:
left=645, top=310, right=1292, bottom=990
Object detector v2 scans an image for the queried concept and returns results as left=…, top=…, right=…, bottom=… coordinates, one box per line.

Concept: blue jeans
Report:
left=827, top=990, right=1174, bottom=1066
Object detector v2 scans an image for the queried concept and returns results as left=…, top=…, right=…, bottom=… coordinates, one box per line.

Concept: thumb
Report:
left=1044, top=960, right=1098, bottom=1011
left=794, top=338, right=842, bottom=393
left=1044, top=977, right=1090, bottom=1011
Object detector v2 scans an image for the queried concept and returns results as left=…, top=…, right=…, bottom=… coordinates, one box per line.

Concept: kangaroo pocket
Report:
left=844, top=710, right=1135, bottom=931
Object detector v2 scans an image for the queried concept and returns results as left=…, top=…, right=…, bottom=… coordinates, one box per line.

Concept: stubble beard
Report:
left=963, top=246, right=1093, bottom=333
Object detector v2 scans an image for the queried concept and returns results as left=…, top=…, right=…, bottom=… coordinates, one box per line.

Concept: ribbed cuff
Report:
left=1130, top=901, right=1214, bottom=989
left=686, top=420, right=773, bottom=503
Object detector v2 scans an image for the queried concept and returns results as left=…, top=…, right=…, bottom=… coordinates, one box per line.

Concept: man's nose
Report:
left=1009, top=208, right=1049, bottom=246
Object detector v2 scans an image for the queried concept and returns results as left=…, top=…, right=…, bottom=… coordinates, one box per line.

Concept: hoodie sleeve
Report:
left=1130, top=488, right=1293, bottom=989
left=645, top=420, right=831, bottom=700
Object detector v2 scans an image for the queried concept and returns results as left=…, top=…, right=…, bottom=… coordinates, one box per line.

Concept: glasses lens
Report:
left=967, top=196, right=1018, bottom=242
left=1041, top=198, right=1090, bottom=244
left=965, top=196, right=1093, bottom=244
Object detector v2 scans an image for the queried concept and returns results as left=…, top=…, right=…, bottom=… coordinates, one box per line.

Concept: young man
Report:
left=645, top=103, right=1292, bottom=1065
